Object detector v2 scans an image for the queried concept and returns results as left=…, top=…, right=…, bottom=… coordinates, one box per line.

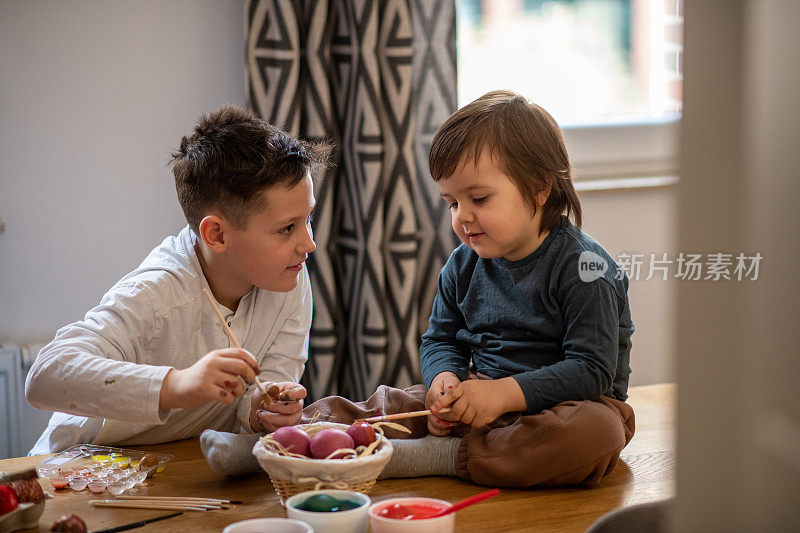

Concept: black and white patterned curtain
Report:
left=246, top=0, right=458, bottom=401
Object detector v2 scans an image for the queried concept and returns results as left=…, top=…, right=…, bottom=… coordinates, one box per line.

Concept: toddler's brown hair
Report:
left=429, top=90, right=581, bottom=234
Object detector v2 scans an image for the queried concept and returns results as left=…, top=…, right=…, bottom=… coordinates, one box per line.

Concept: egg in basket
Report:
left=253, top=420, right=406, bottom=503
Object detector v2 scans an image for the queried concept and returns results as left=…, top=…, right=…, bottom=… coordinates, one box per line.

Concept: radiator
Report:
left=0, top=342, right=54, bottom=459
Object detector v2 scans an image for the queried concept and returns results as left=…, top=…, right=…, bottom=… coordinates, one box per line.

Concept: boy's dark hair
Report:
left=428, top=90, right=581, bottom=234
left=170, top=105, right=329, bottom=233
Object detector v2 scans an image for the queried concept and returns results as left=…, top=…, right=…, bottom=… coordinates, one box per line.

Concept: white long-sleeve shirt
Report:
left=26, top=226, right=311, bottom=454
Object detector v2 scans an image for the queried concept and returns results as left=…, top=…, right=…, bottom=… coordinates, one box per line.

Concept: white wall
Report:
left=580, top=186, right=677, bottom=386
left=0, top=0, right=246, bottom=343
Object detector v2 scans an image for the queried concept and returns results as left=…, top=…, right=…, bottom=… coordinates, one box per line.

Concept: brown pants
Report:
left=301, top=381, right=635, bottom=488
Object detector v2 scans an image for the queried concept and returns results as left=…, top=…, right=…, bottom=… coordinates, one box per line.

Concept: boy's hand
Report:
left=159, top=348, right=261, bottom=410
left=249, top=382, right=306, bottom=433
left=425, top=371, right=461, bottom=436
left=431, top=377, right=527, bottom=429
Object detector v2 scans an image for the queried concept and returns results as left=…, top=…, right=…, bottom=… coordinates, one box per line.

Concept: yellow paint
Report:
left=110, top=456, right=131, bottom=468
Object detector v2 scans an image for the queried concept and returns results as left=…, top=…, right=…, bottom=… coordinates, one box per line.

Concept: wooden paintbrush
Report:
left=362, top=408, right=451, bottom=423
left=202, top=288, right=267, bottom=398
left=90, top=500, right=219, bottom=511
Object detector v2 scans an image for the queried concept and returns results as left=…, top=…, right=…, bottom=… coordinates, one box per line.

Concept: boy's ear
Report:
left=536, top=186, right=552, bottom=207
left=198, top=215, right=228, bottom=252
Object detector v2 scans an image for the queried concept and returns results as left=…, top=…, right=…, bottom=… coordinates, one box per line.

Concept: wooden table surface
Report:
left=0, top=383, right=675, bottom=532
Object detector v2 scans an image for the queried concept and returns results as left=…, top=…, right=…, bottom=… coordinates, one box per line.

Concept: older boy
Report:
left=26, top=105, right=326, bottom=454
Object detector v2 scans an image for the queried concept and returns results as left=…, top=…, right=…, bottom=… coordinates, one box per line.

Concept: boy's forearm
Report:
left=420, top=281, right=469, bottom=387
left=420, top=345, right=469, bottom=387
left=497, top=377, right=528, bottom=413
left=511, top=356, right=615, bottom=414
left=432, top=370, right=460, bottom=383
left=27, top=344, right=170, bottom=424
left=158, top=368, right=179, bottom=410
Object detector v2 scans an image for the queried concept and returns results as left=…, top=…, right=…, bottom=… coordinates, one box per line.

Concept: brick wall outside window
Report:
left=662, top=0, right=683, bottom=114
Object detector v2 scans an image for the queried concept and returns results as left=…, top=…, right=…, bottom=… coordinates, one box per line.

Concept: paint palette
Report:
left=36, top=444, right=173, bottom=483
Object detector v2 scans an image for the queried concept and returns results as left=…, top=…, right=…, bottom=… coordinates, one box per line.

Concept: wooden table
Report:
left=0, top=383, right=675, bottom=532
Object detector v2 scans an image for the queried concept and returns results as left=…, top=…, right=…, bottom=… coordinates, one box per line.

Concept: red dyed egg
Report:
left=0, top=485, right=18, bottom=515
left=271, top=426, right=312, bottom=457
left=346, top=422, right=377, bottom=447
left=310, top=429, right=355, bottom=459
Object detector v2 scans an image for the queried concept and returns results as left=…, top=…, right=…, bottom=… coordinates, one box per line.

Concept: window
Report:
left=457, top=0, right=683, bottom=182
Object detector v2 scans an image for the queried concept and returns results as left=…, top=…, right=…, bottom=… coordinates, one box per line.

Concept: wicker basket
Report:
left=252, top=422, right=393, bottom=503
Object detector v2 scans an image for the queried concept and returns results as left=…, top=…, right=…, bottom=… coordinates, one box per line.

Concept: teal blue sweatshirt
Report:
left=420, top=216, right=634, bottom=413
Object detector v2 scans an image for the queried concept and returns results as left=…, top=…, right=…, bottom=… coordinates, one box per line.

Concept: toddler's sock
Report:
left=378, top=434, right=460, bottom=479
left=200, top=429, right=263, bottom=475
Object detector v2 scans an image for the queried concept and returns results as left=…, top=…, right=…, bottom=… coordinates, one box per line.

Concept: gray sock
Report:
left=200, top=429, right=263, bottom=475
left=378, top=435, right=460, bottom=479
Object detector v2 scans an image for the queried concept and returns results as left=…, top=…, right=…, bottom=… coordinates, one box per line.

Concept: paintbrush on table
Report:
left=88, top=512, right=183, bottom=533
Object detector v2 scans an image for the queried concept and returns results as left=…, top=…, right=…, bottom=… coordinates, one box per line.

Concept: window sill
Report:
left=574, top=175, right=679, bottom=193
left=564, top=117, right=680, bottom=182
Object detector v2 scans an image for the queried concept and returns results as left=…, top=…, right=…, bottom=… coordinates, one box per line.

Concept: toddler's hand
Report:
left=431, top=377, right=527, bottom=429
left=250, top=382, right=307, bottom=433
left=159, top=348, right=260, bottom=410
left=425, top=371, right=461, bottom=436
